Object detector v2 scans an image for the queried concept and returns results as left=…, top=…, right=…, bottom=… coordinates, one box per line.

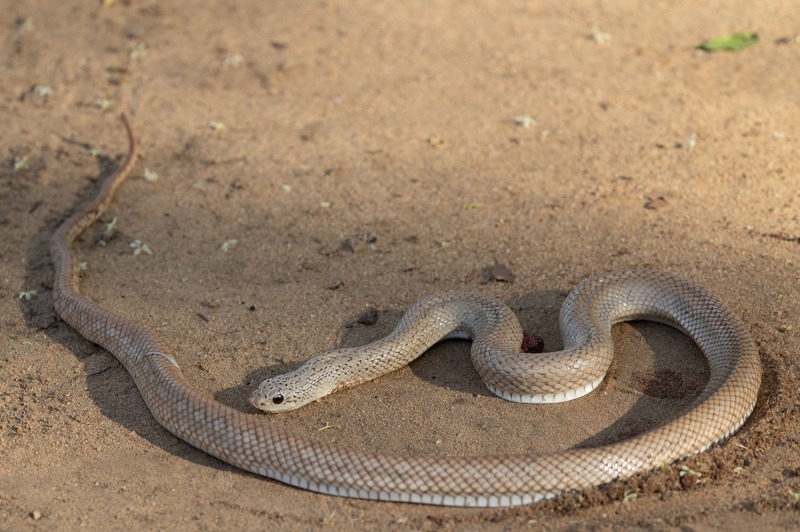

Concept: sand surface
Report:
left=2, top=1, right=799, bottom=529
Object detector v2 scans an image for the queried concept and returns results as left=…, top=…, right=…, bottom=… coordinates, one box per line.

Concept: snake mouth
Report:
left=249, top=389, right=267, bottom=409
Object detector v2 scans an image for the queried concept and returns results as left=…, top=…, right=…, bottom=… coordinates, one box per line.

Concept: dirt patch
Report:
left=2, top=1, right=799, bottom=530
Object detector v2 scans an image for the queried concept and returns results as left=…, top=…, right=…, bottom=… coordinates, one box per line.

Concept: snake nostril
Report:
left=272, top=394, right=284, bottom=405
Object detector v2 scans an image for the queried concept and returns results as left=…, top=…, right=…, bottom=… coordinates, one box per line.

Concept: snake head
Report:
left=250, top=352, right=345, bottom=413
left=250, top=367, right=336, bottom=413
left=250, top=376, right=303, bottom=413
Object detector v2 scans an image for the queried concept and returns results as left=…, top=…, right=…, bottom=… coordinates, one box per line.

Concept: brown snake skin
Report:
left=51, top=114, right=761, bottom=507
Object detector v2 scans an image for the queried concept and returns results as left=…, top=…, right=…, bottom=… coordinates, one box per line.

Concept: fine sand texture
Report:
left=2, top=1, right=799, bottom=529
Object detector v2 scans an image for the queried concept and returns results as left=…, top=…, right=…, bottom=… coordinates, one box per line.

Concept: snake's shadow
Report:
left=19, top=139, right=773, bottom=481
left=24, top=158, right=716, bottom=466
left=21, top=155, right=258, bottom=475
left=26, top=174, right=716, bottom=468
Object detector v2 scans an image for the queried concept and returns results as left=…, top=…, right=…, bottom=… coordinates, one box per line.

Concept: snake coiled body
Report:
left=51, top=115, right=761, bottom=507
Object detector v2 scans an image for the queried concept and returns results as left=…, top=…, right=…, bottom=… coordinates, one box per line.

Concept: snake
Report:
left=51, top=114, right=761, bottom=507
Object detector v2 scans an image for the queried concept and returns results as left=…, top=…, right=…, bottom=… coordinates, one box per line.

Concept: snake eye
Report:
left=272, top=394, right=284, bottom=405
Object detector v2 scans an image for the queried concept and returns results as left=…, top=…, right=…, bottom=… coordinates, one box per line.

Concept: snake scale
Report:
left=51, top=114, right=761, bottom=507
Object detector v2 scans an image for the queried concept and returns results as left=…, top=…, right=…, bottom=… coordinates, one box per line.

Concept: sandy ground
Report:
left=2, top=1, right=800, bottom=529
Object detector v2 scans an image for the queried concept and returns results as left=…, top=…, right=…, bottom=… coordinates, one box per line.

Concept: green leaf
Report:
left=698, top=32, right=758, bottom=52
